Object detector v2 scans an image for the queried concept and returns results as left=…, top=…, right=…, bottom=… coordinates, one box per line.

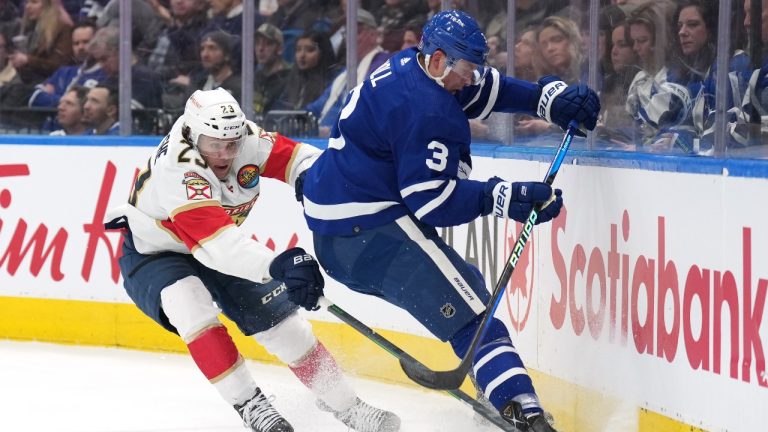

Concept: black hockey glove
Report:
left=536, top=75, right=600, bottom=133
left=104, top=216, right=128, bottom=231
left=295, top=170, right=307, bottom=205
left=483, top=176, right=563, bottom=224
left=269, top=247, right=324, bottom=311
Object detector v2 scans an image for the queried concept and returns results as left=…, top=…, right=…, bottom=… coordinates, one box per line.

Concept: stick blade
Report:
left=399, top=357, right=468, bottom=390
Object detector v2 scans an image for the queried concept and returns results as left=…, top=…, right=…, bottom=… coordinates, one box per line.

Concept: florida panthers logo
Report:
left=503, top=219, right=535, bottom=333
left=182, top=171, right=211, bottom=200
left=237, top=164, right=260, bottom=188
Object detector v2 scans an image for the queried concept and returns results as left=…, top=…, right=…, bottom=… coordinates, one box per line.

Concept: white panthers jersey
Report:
left=108, top=117, right=320, bottom=283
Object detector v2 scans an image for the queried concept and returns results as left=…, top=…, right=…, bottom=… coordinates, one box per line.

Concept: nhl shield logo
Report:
left=440, top=303, right=456, bottom=318
left=503, top=219, right=535, bottom=333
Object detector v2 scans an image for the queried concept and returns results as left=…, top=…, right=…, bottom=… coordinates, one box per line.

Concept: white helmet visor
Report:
left=446, top=58, right=488, bottom=85
left=196, top=134, right=245, bottom=159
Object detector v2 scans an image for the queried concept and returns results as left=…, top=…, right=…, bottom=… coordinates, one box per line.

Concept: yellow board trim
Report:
left=0, top=296, right=704, bottom=431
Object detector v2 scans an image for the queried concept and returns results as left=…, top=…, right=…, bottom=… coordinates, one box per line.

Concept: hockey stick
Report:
left=399, top=121, right=580, bottom=390
left=317, top=297, right=520, bottom=432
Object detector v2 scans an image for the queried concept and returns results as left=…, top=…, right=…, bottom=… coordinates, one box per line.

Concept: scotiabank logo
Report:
left=550, top=207, right=767, bottom=388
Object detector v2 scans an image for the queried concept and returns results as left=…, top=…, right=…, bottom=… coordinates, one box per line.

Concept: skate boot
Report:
left=234, top=388, right=294, bottom=432
left=501, top=401, right=558, bottom=432
left=317, top=397, right=401, bottom=432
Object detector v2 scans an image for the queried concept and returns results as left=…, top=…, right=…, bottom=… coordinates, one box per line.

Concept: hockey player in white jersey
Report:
left=301, top=10, right=600, bottom=432
left=105, top=88, right=399, bottom=432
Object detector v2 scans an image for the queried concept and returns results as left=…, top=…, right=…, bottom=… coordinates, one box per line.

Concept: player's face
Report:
left=197, top=134, right=244, bottom=179
left=57, top=90, right=83, bottom=128
left=294, top=38, right=319, bottom=70
left=677, top=6, right=708, bottom=56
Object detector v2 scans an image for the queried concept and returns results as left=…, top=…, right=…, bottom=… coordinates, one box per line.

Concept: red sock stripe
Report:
left=187, top=325, right=241, bottom=381
left=289, top=342, right=340, bottom=387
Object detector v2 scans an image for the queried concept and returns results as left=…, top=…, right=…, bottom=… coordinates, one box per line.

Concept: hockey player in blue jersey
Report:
left=300, top=10, right=600, bottom=432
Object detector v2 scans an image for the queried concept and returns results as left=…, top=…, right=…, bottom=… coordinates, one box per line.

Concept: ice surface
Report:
left=0, top=340, right=498, bottom=432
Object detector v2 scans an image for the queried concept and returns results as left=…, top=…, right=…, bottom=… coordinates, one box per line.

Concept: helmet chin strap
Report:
left=420, top=53, right=451, bottom=88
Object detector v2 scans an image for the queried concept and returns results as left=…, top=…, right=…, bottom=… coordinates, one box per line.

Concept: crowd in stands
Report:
left=0, top=0, right=765, bottom=157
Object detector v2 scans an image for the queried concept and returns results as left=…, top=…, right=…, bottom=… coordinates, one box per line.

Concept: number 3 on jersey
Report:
left=426, top=141, right=448, bottom=172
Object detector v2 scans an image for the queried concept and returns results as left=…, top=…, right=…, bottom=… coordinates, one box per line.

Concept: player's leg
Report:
left=119, top=233, right=292, bottom=432
left=213, top=276, right=401, bottom=432
left=313, top=215, right=556, bottom=431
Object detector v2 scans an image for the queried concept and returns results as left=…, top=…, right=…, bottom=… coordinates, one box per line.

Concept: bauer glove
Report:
left=269, top=247, right=325, bottom=311
left=483, top=176, right=563, bottom=224
left=536, top=75, right=600, bottom=133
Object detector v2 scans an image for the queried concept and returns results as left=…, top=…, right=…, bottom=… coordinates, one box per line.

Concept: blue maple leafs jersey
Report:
left=303, top=48, right=542, bottom=235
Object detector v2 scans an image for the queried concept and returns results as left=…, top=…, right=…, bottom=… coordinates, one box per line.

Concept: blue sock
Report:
left=450, top=317, right=542, bottom=416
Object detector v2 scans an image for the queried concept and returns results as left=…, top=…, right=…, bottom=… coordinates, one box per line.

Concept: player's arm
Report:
left=457, top=67, right=600, bottom=131
left=395, top=117, right=487, bottom=227
left=259, top=130, right=321, bottom=188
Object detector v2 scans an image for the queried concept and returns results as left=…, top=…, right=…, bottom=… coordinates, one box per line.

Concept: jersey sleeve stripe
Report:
left=262, top=133, right=300, bottom=181
left=477, top=68, right=501, bottom=120
left=304, top=197, right=400, bottom=221
left=172, top=206, right=236, bottom=250
left=413, top=179, right=456, bottom=220
left=400, top=179, right=446, bottom=198
left=169, top=200, right=221, bottom=220
left=462, top=77, right=486, bottom=112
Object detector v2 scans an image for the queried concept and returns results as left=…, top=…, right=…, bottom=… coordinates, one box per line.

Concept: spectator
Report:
left=253, top=23, right=290, bottom=115
left=374, top=0, right=427, bottom=52
left=624, top=1, right=678, bottom=146
left=82, top=84, right=118, bottom=135
left=661, top=0, right=751, bottom=153
left=28, top=21, right=106, bottom=108
left=50, top=85, right=88, bottom=135
left=187, top=30, right=242, bottom=104
left=400, top=18, right=423, bottom=50
left=89, top=26, right=163, bottom=110
left=305, top=9, right=391, bottom=136
left=734, top=0, right=768, bottom=147
left=206, top=0, right=256, bottom=37
left=513, top=28, right=537, bottom=81
left=0, top=0, right=20, bottom=42
left=0, top=32, right=18, bottom=87
left=486, top=34, right=506, bottom=70
left=518, top=15, right=584, bottom=136
left=9, top=0, right=74, bottom=85
left=147, top=0, right=210, bottom=82
left=268, top=0, right=320, bottom=32
left=274, top=30, right=340, bottom=110
left=597, top=15, right=640, bottom=147
left=533, top=15, right=584, bottom=82
left=94, top=0, right=164, bottom=63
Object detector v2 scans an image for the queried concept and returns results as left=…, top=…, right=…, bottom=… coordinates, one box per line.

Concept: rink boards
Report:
left=1, top=139, right=767, bottom=432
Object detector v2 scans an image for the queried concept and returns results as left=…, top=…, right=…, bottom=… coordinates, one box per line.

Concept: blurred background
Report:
left=0, top=0, right=765, bottom=158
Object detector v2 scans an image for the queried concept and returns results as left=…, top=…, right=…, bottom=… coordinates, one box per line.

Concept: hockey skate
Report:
left=501, top=401, right=558, bottom=432
left=234, top=388, right=294, bottom=432
left=317, top=397, right=401, bottom=432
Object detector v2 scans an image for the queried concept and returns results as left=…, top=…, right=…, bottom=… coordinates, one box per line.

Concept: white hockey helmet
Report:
left=183, top=88, right=246, bottom=156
